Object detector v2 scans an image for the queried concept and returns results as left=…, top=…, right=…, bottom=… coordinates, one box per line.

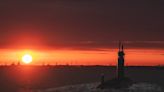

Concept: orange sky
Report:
left=0, top=1, right=164, bottom=66
left=0, top=48, right=164, bottom=66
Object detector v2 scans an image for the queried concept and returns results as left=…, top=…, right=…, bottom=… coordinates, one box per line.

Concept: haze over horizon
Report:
left=0, top=0, right=164, bottom=65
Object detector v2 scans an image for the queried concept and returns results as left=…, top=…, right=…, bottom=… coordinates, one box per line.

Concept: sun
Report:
left=22, top=54, right=33, bottom=64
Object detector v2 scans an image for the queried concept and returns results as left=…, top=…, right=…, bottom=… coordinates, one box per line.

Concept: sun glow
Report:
left=22, top=54, right=33, bottom=64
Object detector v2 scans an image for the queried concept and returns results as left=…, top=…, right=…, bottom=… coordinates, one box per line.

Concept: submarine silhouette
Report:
left=97, top=42, right=133, bottom=89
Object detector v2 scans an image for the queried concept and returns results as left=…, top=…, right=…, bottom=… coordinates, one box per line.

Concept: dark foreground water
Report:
left=0, top=66, right=163, bottom=92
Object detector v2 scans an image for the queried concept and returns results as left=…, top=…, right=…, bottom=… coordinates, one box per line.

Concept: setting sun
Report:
left=22, top=54, right=33, bottom=64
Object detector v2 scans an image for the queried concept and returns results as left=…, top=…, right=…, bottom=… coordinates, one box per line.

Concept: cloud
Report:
left=0, top=0, right=164, bottom=50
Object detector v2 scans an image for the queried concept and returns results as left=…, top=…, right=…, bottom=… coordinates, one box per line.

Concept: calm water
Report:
left=0, top=66, right=163, bottom=92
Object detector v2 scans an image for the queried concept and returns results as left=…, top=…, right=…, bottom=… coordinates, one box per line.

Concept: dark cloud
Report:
left=0, top=0, right=164, bottom=50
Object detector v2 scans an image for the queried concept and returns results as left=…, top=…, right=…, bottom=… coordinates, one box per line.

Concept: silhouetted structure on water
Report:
left=117, top=42, right=125, bottom=79
left=98, top=41, right=133, bottom=89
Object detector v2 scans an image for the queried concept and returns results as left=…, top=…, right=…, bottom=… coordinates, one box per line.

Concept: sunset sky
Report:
left=0, top=0, right=164, bottom=66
